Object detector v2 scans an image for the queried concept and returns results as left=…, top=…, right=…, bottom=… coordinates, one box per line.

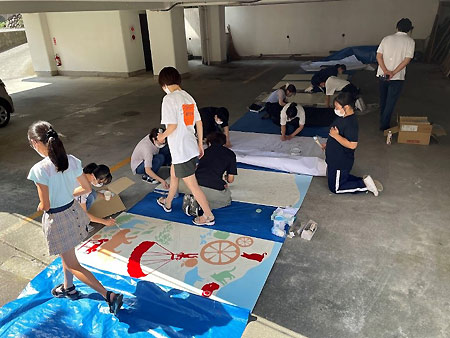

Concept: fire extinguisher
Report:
left=55, top=54, right=62, bottom=67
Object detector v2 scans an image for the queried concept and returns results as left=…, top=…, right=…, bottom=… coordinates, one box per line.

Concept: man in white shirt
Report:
left=376, top=18, right=415, bottom=130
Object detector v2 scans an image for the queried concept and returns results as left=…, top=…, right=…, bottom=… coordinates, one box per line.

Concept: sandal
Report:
left=157, top=197, right=172, bottom=213
left=193, top=215, right=215, bottom=226
left=105, top=290, right=123, bottom=315
left=51, top=283, right=80, bottom=300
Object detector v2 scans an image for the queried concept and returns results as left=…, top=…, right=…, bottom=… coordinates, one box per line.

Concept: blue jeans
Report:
left=85, top=190, right=97, bottom=210
left=136, top=145, right=171, bottom=175
left=379, top=79, right=404, bottom=130
left=327, top=167, right=367, bottom=194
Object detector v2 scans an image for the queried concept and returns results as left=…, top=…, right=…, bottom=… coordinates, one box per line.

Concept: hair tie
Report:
left=46, top=128, right=58, bottom=141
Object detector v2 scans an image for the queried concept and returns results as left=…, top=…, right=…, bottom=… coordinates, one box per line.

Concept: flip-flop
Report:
left=193, top=215, right=215, bottom=226
left=156, top=197, right=172, bottom=213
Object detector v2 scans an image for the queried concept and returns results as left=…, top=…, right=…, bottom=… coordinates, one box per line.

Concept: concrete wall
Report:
left=0, top=29, right=27, bottom=52
left=24, top=11, right=145, bottom=77
left=225, top=0, right=440, bottom=57
left=147, top=7, right=189, bottom=75
left=119, top=10, right=146, bottom=74
left=185, top=8, right=202, bottom=57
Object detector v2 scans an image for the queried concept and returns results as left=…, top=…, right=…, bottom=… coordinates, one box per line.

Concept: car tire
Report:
left=0, top=103, right=10, bottom=127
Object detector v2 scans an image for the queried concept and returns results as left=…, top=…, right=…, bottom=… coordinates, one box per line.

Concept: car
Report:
left=0, top=79, right=14, bottom=127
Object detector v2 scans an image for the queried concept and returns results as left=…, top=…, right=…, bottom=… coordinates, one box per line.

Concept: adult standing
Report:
left=376, top=18, right=415, bottom=131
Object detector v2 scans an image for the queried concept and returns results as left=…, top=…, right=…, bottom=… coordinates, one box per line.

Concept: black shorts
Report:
left=173, top=157, right=197, bottom=178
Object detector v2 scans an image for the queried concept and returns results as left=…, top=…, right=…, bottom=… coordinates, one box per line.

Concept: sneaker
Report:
left=373, top=179, right=384, bottom=192
left=363, top=175, right=379, bottom=196
left=304, top=85, right=314, bottom=93
left=142, top=174, right=158, bottom=184
left=182, top=194, right=191, bottom=216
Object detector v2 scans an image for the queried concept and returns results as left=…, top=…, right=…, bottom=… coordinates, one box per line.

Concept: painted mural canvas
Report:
left=76, top=213, right=282, bottom=310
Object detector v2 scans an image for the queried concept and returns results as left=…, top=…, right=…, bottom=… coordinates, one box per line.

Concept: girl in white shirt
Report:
left=27, top=121, right=123, bottom=315
left=156, top=67, right=215, bottom=226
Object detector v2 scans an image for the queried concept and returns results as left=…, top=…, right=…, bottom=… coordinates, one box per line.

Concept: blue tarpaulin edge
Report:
left=0, top=258, right=249, bottom=338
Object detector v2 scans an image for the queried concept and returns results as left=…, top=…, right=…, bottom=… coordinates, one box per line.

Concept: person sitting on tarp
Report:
left=179, top=132, right=237, bottom=216
left=74, top=163, right=116, bottom=230
left=309, top=64, right=346, bottom=92
left=320, top=92, right=380, bottom=196
left=131, top=127, right=171, bottom=186
left=263, top=83, right=296, bottom=119
left=269, top=102, right=306, bottom=141
left=324, top=76, right=359, bottom=107
left=199, top=106, right=231, bottom=148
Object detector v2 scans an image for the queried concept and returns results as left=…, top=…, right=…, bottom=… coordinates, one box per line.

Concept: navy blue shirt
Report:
left=196, top=144, right=237, bottom=191
left=199, top=107, right=228, bottom=139
left=325, top=114, right=358, bottom=170
left=311, top=66, right=338, bottom=87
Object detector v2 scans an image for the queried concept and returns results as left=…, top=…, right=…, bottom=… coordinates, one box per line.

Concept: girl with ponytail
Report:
left=27, top=121, right=123, bottom=315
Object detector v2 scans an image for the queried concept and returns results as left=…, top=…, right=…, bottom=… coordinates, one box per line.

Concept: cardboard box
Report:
left=384, top=116, right=432, bottom=145
left=88, top=177, right=135, bottom=219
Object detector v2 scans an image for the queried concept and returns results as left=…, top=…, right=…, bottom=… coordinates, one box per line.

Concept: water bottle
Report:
left=386, top=130, right=392, bottom=145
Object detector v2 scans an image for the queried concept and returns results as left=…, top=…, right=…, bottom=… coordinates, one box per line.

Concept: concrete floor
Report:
left=0, top=60, right=449, bottom=338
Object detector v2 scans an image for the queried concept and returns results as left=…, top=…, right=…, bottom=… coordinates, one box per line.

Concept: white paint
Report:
left=184, top=8, right=202, bottom=57
left=225, top=0, right=439, bottom=56
left=24, top=11, right=145, bottom=76
left=147, top=7, right=189, bottom=75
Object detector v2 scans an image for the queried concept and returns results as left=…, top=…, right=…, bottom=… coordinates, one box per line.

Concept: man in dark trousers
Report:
left=376, top=18, right=415, bottom=131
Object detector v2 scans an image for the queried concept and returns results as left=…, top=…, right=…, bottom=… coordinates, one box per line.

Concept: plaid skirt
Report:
left=42, top=200, right=90, bottom=255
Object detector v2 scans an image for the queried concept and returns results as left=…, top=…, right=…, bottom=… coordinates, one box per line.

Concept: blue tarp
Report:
left=321, top=45, right=378, bottom=64
left=128, top=192, right=282, bottom=243
left=0, top=259, right=249, bottom=337
left=230, top=111, right=329, bottom=138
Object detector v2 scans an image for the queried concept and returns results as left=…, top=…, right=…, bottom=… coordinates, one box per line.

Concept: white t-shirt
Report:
left=161, top=90, right=201, bottom=164
left=325, top=76, right=350, bottom=96
left=376, top=32, right=415, bottom=81
left=280, top=102, right=305, bottom=126
left=130, top=135, right=160, bottom=174
left=27, top=155, right=82, bottom=209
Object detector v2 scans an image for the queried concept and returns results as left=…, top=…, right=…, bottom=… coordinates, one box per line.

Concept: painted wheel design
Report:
left=236, top=236, right=253, bottom=247
left=200, top=240, right=240, bottom=265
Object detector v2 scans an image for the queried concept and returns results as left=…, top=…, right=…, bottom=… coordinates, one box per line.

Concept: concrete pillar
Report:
left=199, top=5, right=226, bottom=65
left=147, top=7, right=189, bottom=75
left=22, top=13, right=57, bottom=76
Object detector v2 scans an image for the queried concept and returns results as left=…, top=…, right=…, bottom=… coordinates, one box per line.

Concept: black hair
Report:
left=206, top=132, right=226, bottom=146
left=216, top=107, right=229, bottom=124
left=286, top=103, right=298, bottom=119
left=397, top=18, right=413, bottom=33
left=158, top=67, right=181, bottom=87
left=334, top=92, right=356, bottom=110
left=149, top=127, right=165, bottom=144
left=83, top=163, right=112, bottom=185
left=336, top=64, right=347, bottom=71
left=282, top=84, right=297, bottom=94
left=28, top=121, right=68, bottom=172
